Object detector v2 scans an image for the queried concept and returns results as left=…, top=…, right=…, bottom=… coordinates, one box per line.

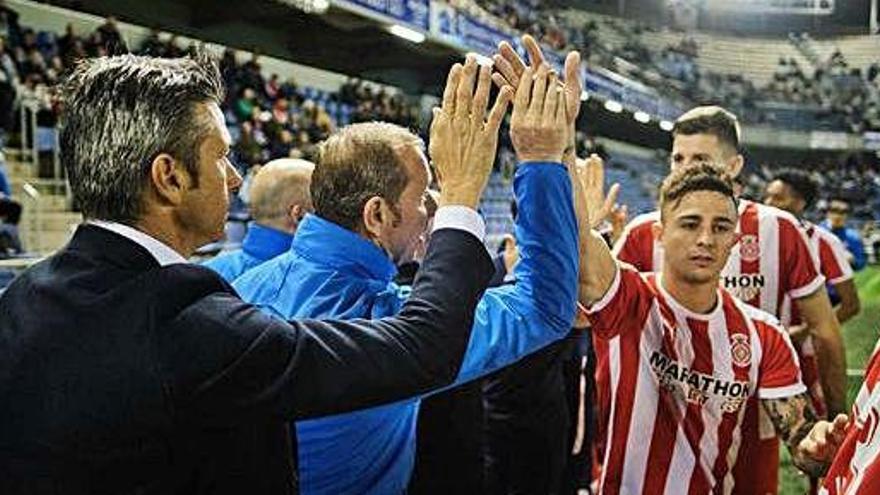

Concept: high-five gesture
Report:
left=493, top=35, right=582, bottom=154
left=569, top=153, right=620, bottom=315
left=430, top=56, right=514, bottom=209
left=580, top=154, right=620, bottom=229
left=510, top=64, right=568, bottom=163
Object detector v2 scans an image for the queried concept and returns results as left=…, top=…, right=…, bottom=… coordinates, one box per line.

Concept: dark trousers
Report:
left=482, top=332, right=582, bottom=495
left=409, top=380, right=484, bottom=495
left=561, top=330, right=595, bottom=494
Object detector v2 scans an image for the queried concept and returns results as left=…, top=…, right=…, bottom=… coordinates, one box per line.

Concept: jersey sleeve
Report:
left=818, top=232, right=854, bottom=285
left=586, top=264, right=654, bottom=340
left=612, top=217, right=656, bottom=272
left=778, top=217, right=825, bottom=300
left=756, top=319, right=807, bottom=399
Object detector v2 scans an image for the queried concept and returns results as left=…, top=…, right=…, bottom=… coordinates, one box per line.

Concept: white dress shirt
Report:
left=89, top=220, right=187, bottom=266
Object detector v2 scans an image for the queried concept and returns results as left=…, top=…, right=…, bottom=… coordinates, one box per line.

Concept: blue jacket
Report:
left=234, top=162, right=578, bottom=494
left=820, top=220, right=867, bottom=271
left=202, top=222, right=294, bottom=282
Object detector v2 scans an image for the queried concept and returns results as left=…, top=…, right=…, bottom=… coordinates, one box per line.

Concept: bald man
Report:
left=204, top=158, right=314, bottom=281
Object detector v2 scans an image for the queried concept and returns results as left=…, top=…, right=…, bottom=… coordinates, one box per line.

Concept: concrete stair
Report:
left=5, top=152, right=76, bottom=255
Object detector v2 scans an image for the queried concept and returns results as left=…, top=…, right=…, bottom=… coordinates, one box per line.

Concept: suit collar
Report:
left=88, top=220, right=187, bottom=266
left=66, top=224, right=163, bottom=271
left=291, top=214, right=397, bottom=283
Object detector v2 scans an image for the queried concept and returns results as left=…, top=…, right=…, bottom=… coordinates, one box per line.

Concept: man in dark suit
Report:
left=0, top=53, right=509, bottom=494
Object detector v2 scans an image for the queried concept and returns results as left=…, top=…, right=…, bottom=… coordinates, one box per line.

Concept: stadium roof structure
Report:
left=62, top=0, right=468, bottom=95
left=557, top=0, right=875, bottom=36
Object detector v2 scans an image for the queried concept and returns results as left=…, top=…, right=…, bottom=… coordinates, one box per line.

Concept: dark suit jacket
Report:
left=0, top=224, right=492, bottom=494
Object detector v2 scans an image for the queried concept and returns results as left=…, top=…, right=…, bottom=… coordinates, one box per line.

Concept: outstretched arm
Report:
left=570, top=156, right=620, bottom=330
left=448, top=51, right=580, bottom=385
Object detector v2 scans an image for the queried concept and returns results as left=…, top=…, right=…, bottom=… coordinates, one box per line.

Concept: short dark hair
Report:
left=673, top=106, right=741, bottom=154
left=311, top=122, right=422, bottom=231
left=772, top=168, right=818, bottom=210
left=659, top=163, right=737, bottom=218
left=60, top=53, right=224, bottom=223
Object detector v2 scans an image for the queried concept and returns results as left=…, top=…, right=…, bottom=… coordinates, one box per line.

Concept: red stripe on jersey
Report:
left=601, top=326, right=643, bottom=495
left=686, top=318, right=714, bottom=495
left=818, top=238, right=845, bottom=282
left=593, top=335, right=611, bottom=464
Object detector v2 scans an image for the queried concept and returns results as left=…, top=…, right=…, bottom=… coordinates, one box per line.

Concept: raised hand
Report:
left=493, top=35, right=582, bottom=152
left=581, top=154, right=621, bottom=229
left=509, top=64, right=568, bottom=163
left=430, top=56, right=514, bottom=209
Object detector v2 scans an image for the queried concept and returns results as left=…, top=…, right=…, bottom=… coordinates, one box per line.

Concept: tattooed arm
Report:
left=762, top=393, right=849, bottom=477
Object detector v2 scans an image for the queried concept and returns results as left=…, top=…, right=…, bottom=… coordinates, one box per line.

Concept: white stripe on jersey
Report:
left=757, top=202, right=781, bottom=316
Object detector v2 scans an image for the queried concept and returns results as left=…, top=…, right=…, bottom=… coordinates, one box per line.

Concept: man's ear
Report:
left=149, top=153, right=190, bottom=207
left=361, top=196, right=390, bottom=240
left=728, top=154, right=745, bottom=178
left=288, top=204, right=305, bottom=231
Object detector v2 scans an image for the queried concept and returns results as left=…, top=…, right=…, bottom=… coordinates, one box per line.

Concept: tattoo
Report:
left=761, top=393, right=825, bottom=477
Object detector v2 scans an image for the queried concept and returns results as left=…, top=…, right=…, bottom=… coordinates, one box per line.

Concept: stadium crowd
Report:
left=472, top=0, right=880, bottom=132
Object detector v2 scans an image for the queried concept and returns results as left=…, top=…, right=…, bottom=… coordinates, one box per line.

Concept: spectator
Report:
left=204, top=158, right=314, bottom=282
left=0, top=193, right=21, bottom=256
left=822, top=197, right=868, bottom=271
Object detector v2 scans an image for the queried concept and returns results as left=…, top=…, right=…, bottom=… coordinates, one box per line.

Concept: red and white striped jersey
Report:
left=808, top=222, right=855, bottom=286
left=780, top=221, right=854, bottom=325
left=820, top=339, right=880, bottom=495
left=613, top=199, right=825, bottom=324
left=780, top=221, right=855, bottom=418
left=587, top=266, right=805, bottom=495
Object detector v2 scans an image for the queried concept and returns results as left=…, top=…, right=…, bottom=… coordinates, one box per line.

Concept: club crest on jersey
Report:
left=730, top=334, right=752, bottom=368
left=739, top=235, right=760, bottom=262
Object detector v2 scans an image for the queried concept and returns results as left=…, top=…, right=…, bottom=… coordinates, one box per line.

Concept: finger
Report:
left=830, top=414, right=850, bottom=442
left=528, top=65, right=550, bottom=117
left=586, top=154, right=604, bottom=191
left=486, top=85, right=514, bottom=132
left=492, top=54, right=517, bottom=88
left=472, top=64, right=492, bottom=123
left=564, top=50, right=582, bottom=122
left=522, top=34, right=547, bottom=69
left=442, top=64, right=462, bottom=114
left=512, top=66, right=533, bottom=118
left=491, top=71, right=508, bottom=90
left=455, top=56, right=478, bottom=121
left=604, top=183, right=621, bottom=216
left=542, top=72, right=560, bottom=122
left=555, top=86, right=567, bottom=125
left=499, top=41, right=526, bottom=77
